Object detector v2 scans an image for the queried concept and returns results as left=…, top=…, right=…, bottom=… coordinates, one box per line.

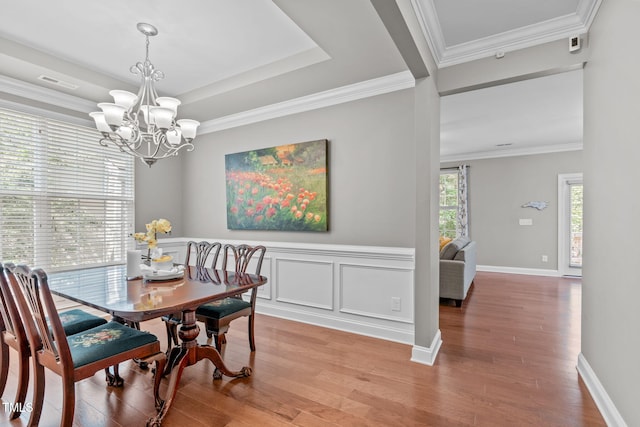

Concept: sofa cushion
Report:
left=439, top=236, right=452, bottom=251
left=440, top=236, right=470, bottom=260
left=454, top=248, right=466, bottom=261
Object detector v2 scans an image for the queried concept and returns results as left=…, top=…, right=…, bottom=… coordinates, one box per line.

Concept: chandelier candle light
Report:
left=90, top=23, right=199, bottom=166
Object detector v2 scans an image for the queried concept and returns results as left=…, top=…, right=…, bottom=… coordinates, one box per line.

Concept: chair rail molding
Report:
left=156, top=238, right=416, bottom=344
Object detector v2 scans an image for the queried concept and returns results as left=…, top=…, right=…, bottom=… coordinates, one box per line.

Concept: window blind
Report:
left=0, top=107, right=135, bottom=272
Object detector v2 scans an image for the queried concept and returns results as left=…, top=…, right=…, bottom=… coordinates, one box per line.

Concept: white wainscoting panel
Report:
left=256, top=255, right=272, bottom=300
left=156, top=238, right=416, bottom=344
left=340, top=264, right=413, bottom=323
left=276, top=258, right=334, bottom=310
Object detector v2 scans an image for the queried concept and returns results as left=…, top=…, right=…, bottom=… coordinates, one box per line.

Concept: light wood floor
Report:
left=2, top=272, right=605, bottom=426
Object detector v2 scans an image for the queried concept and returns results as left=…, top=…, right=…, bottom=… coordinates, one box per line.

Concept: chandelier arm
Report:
left=102, top=134, right=144, bottom=158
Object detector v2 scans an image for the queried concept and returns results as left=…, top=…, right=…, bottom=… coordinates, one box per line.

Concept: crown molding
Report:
left=199, top=71, right=415, bottom=134
left=410, top=0, right=445, bottom=65
left=0, top=70, right=415, bottom=135
left=0, top=74, right=95, bottom=114
left=413, top=0, right=602, bottom=68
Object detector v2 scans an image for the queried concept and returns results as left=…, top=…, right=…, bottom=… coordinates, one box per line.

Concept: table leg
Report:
left=194, top=345, right=252, bottom=379
left=146, top=350, right=189, bottom=427
left=147, top=309, right=252, bottom=425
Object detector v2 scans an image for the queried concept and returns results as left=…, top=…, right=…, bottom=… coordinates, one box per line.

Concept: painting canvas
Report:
left=225, top=139, right=328, bottom=231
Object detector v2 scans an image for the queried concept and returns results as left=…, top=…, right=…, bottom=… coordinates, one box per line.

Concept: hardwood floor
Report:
left=2, top=272, right=605, bottom=426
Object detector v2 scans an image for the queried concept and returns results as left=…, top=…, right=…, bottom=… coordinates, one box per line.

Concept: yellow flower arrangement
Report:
left=133, top=218, right=172, bottom=249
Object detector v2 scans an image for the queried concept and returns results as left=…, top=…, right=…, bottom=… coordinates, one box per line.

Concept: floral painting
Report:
left=225, top=139, right=328, bottom=231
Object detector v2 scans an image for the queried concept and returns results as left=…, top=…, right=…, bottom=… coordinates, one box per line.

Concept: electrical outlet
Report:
left=391, top=297, right=401, bottom=311
left=542, top=255, right=548, bottom=262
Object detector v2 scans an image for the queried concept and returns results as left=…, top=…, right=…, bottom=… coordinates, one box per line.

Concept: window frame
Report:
left=0, top=107, right=135, bottom=272
left=439, top=168, right=459, bottom=239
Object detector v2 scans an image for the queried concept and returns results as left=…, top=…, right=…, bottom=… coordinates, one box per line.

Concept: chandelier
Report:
left=89, top=23, right=199, bottom=167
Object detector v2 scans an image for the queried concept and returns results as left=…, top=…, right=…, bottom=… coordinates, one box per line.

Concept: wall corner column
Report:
left=412, top=76, right=441, bottom=365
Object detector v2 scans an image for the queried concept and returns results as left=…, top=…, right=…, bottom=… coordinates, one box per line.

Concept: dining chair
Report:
left=162, top=241, right=222, bottom=350
left=7, top=264, right=166, bottom=427
left=0, top=262, right=108, bottom=421
left=196, top=244, right=266, bottom=353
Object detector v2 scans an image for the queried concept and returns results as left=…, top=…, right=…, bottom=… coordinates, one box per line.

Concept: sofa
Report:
left=439, top=236, right=477, bottom=307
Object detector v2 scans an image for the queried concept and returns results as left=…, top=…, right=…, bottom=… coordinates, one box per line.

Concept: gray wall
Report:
left=136, top=77, right=441, bottom=354
left=413, top=77, right=441, bottom=349
left=583, top=0, right=640, bottom=424
left=135, top=154, right=184, bottom=237
left=179, top=89, right=416, bottom=247
left=443, top=150, right=582, bottom=270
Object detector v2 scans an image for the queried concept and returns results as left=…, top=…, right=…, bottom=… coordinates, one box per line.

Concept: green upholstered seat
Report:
left=7, top=264, right=165, bottom=427
left=195, top=244, right=266, bottom=355
left=196, top=298, right=251, bottom=319
left=58, top=308, right=107, bottom=336
left=68, top=321, right=159, bottom=368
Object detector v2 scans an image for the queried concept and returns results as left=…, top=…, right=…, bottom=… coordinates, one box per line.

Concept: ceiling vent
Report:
left=37, top=75, right=79, bottom=90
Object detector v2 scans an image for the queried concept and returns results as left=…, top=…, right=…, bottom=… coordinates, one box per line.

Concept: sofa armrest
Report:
left=440, top=259, right=465, bottom=300
left=440, top=240, right=477, bottom=302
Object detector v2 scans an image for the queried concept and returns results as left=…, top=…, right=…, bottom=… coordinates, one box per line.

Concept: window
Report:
left=439, top=166, right=469, bottom=239
left=439, top=170, right=459, bottom=239
left=570, top=182, right=583, bottom=268
left=0, top=107, right=135, bottom=272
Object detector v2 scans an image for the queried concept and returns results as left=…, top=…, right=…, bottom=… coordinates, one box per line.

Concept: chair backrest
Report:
left=0, top=263, right=23, bottom=340
left=185, top=241, right=222, bottom=269
left=222, top=244, right=266, bottom=276
left=7, top=265, right=71, bottom=375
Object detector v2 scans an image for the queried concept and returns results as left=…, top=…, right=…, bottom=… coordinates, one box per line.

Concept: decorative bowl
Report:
left=151, top=255, right=173, bottom=271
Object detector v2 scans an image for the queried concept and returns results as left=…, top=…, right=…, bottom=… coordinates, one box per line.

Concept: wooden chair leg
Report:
left=60, top=374, right=76, bottom=427
left=27, top=360, right=45, bottom=427
left=105, top=364, right=124, bottom=387
left=164, top=319, right=178, bottom=351
left=0, top=341, right=8, bottom=397
left=214, top=333, right=226, bottom=353
left=11, top=350, right=30, bottom=420
left=248, top=314, right=256, bottom=352
left=211, top=334, right=227, bottom=380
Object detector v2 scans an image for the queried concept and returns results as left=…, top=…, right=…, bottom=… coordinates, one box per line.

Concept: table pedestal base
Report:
left=146, top=310, right=251, bottom=426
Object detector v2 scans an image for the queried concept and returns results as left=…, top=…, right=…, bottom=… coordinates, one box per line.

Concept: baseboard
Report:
left=477, top=265, right=562, bottom=277
left=410, top=329, right=442, bottom=366
left=577, top=353, right=627, bottom=427
left=256, top=304, right=415, bottom=345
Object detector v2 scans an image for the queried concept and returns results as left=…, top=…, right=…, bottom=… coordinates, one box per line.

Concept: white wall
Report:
left=581, top=0, right=640, bottom=425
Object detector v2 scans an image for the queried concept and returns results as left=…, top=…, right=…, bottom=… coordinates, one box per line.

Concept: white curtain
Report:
left=457, top=165, right=469, bottom=237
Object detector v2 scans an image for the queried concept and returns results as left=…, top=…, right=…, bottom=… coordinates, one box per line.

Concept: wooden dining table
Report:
left=47, top=264, right=267, bottom=426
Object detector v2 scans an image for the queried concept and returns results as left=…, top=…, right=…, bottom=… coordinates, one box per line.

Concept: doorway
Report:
left=558, top=173, right=583, bottom=276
